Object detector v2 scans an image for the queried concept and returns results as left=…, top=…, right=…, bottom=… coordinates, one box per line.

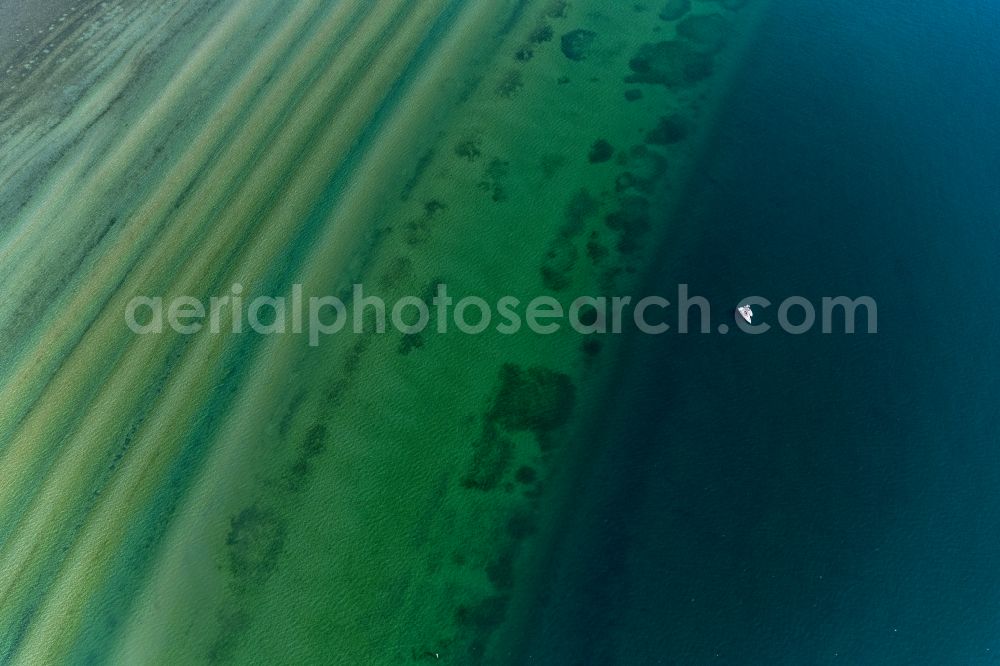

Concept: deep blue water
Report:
left=522, top=1, right=1000, bottom=663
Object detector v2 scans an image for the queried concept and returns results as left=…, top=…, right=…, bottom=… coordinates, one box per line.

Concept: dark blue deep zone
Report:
left=522, top=1, right=1000, bottom=663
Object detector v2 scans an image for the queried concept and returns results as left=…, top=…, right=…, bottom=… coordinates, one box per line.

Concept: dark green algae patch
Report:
left=213, top=0, right=745, bottom=658
left=447, top=361, right=577, bottom=661
left=560, top=28, right=598, bottom=61
left=625, top=11, right=732, bottom=88
left=225, top=506, right=286, bottom=589
left=626, top=38, right=714, bottom=87
left=462, top=363, right=576, bottom=492
left=420, top=0, right=748, bottom=659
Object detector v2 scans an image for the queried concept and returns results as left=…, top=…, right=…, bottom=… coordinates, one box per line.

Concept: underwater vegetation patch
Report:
left=281, top=421, right=331, bottom=491
left=605, top=194, right=652, bottom=254
left=529, top=24, right=554, bottom=43
left=582, top=338, right=603, bottom=359
left=495, top=68, right=524, bottom=98
left=454, top=593, right=510, bottom=658
left=477, top=158, right=511, bottom=202
left=645, top=113, right=690, bottom=145
left=586, top=230, right=610, bottom=265
left=454, top=137, right=482, bottom=162
left=507, top=512, right=537, bottom=540
left=588, top=139, right=615, bottom=163
left=398, top=332, right=425, bottom=355
left=514, top=466, right=537, bottom=486
left=225, top=506, right=286, bottom=587
left=301, top=423, right=328, bottom=456
left=462, top=422, right=515, bottom=491
left=560, top=29, right=598, bottom=61
left=563, top=187, right=601, bottom=235
left=455, top=594, right=510, bottom=631
left=489, top=363, right=576, bottom=437
left=378, top=255, right=414, bottom=291
left=625, top=39, right=714, bottom=87
left=541, top=237, right=579, bottom=291
left=540, top=187, right=604, bottom=289
left=206, top=607, right=251, bottom=663
left=485, top=546, right=517, bottom=590
left=546, top=0, right=570, bottom=19
left=403, top=198, right=447, bottom=247
left=463, top=364, right=576, bottom=491
left=658, top=0, right=691, bottom=22
left=400, top=148, right=436, bottom=201
left=617, top=144, right=669, bottom=195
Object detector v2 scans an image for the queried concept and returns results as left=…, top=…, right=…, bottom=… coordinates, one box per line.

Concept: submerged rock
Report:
left=560, top=29, right=597, bottom=61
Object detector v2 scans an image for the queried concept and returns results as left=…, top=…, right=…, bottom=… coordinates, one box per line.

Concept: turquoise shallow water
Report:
left=520, top=0, right=1000, bottom=662
left=4, top=0, right=996, bottom=660
left=2, top=0, right=771, bottom=659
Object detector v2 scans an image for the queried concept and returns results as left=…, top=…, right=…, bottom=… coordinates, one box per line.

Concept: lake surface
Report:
left=520, top=0, right=1000, bottom=662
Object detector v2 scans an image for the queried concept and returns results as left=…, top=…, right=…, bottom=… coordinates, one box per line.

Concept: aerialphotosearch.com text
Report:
left=125, top=283, right=878, bottom=346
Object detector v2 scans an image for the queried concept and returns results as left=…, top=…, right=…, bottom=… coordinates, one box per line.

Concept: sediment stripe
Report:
left=73, top=3, right=508, bottom=647
left=0, top=2, right=367, bottom=653
left=1, top=2, right=466, bottom=661
left=0, top=0, right=775, bottom=660
left=0, top=0, right=269, bottom=342
left=0, top=0, right=216, bottom=221
left=0, top=0, right=358, bottom=457
left=0, top=2, right=214, bottom=231
left=0, top=1, right=349, bottom=551
left=0, top=0, right=377, bottom=550
left=8, top=2, right=453, bottom=657
left=100, top=6, right=531, bottom=658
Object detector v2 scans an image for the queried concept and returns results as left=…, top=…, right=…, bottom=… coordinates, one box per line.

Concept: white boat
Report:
left=737, top=304, right=753, bottom=323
